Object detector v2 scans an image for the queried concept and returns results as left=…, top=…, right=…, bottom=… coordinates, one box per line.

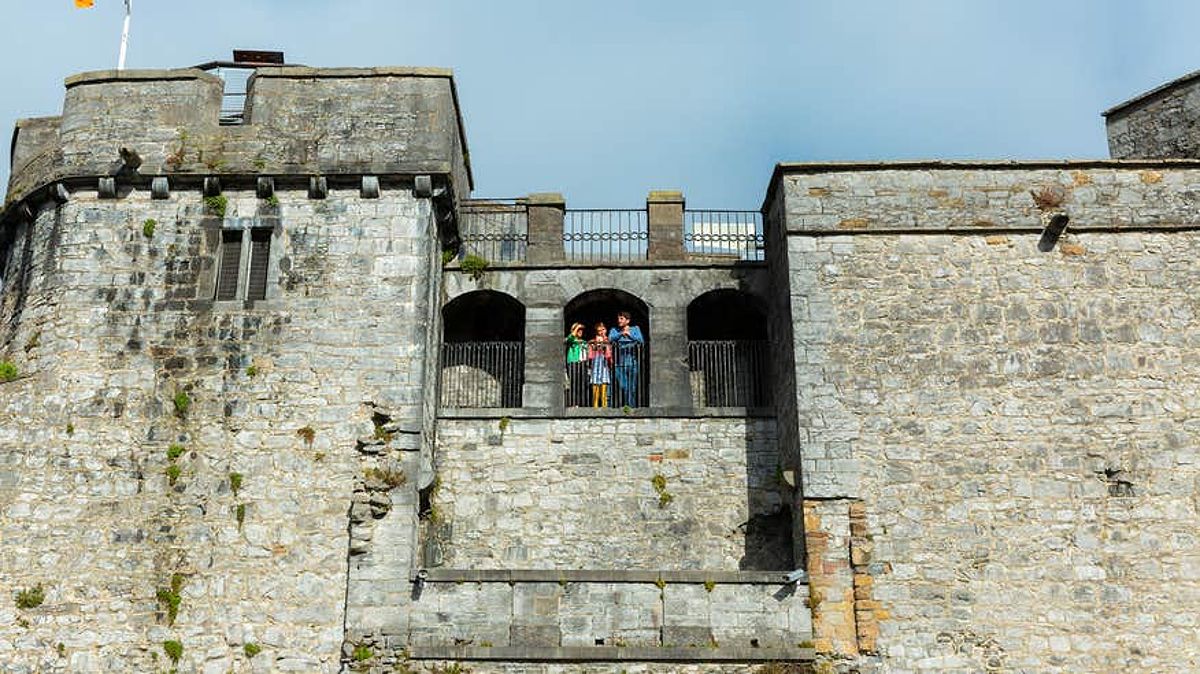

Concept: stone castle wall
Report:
left=0, top=185, right=440, bottom=673
left=771, top=165, right=1200, bottom=672
left=432, top=417, right=787, bottom=570
left=1106, top=71, right=1200, bottom=160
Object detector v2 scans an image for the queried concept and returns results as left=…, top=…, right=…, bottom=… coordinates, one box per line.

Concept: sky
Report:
left=2, top=0, right=1200, bottom=208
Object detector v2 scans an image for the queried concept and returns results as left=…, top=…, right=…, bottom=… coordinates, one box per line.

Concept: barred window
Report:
left=215, top=228, right=272, bottom=302
left=247, top=229, right=271, bottom=301
left=215, top=230, right=242, bottom=301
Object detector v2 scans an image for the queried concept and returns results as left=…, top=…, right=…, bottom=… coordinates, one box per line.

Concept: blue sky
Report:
left=3, top=1, right=1200, bottom=207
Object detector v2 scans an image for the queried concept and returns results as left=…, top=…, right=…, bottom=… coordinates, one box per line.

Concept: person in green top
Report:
left=564, top=322, right=588, bottom=406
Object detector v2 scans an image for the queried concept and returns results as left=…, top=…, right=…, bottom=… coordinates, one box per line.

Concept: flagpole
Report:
left=117, top=0, right=132, bottom=70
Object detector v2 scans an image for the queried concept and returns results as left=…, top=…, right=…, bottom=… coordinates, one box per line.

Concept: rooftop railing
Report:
left=563, top=209, right=649, bottom=262
left=684, top=210, right=764, bottom=261
left=449, top=192, right=765, bottom=265
left=459, top=199, right=529, bottom=263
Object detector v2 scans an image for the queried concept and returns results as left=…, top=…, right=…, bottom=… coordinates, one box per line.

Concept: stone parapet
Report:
left=647, top=189, right=686, bottom=261
left=765, top=161, right=1200, bottom=236
left=5, top=64, right=472, bottom=211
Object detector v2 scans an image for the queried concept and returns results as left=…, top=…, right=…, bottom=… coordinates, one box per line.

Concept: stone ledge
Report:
left=784, top=222, right=1200, bottom=236
left=254, top=65, right=454, bottom=79
left=65, top=68, right=220, bottom=88
left=435, top=407, right=773, bottom=419
left=407, top=645, right=815, bottom=662
left=414, top=568, right=804, bottom=584
left=443, top=259, right=767, bottom=271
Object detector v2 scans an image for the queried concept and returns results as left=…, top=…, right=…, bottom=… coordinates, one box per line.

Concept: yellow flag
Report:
left=75, top=0, right=94, bottom=7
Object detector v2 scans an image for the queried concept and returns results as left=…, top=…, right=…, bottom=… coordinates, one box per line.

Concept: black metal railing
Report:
left=688, top=340, right=770, bottom=407
left=459, top=200, right=528, bottom=263
left=440, top=342, right=524, bottom=408
left=684, top=210, right=765, bottom=261
left=566, top=342, right=648, bottom=408
left=563, top=209, right=649, bottom=262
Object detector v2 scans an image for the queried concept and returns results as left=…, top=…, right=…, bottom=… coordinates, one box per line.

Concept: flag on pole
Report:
left=73, top=0, right=132, bottom=70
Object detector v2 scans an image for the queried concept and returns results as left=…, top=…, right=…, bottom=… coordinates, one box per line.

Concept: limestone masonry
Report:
left=2, top=57, right=1200, bottom=674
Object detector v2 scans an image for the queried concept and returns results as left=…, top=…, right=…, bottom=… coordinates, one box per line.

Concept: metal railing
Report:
left=563, top=209, right=649, bottom=262
left=688, top=340, right=770, bottom=407
left=440, top=342, right=524, bottom=408
left=684, top=210, right=764, bottom=261
left=459, top=200, right=528, bottom=263
left=566, top=342, right=648, bottom=408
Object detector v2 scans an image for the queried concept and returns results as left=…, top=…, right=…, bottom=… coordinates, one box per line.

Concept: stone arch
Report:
left=686, top=288, right=767, bottom=340
left=440, top=290, right=525, bottom=408
left=685, top=288, right=769, bottom=408
left=442, top=290, right=525, bottom=342
left=563, top=288, right=650, bottom=408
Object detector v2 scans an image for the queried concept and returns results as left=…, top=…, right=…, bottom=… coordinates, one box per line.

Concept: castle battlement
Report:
left=7, top=65, right=471, bottom=210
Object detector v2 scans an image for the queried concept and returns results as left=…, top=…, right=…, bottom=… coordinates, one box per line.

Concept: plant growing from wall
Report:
left=166, top=129, right=189, bottom=170
left=0, top=361, right=18, bottom=383
left=203, top=195, right=228, bottom=218
left=703, top=579, right=716, bottom=593
left=235, top=503, right=246, bottom=529
left=245, top=365, right=258, bottom=378
left=460, top=254, right=489, bottom=281
left=419, top=476, right=443, bottom=524
left=364, top=466, right=407, bottom=489
left=441, top=249, right=457, bottom=266
left=66, top=422, right=74, bottom=436
left=162, top=639, right=183, bottom=665
left=142, top=219, right=157, bottom=238
left=172, top=390, right=191, bottom=418
left=155, top=574, right=184, bottom=625
left=229, top=472, right=243, bottom=496
left=651, top=474, right=674, bottom=508
left=15, top=584, right=44, bottom=609
left=352, top=644, right=372, bottom=662
left=265, top=195, right=280, bottom=208
left=165, top=444, right=186, bottom=486
left=243, top=643, right=261, bottom=658
left=1030, top=185, right=1066, bottom=211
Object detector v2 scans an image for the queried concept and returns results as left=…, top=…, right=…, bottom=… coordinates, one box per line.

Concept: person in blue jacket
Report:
left=608, top=310, right=644, bottom=407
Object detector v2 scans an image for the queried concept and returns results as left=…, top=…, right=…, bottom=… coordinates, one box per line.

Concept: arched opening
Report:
left=563, top=289, right=650, bottom=408
left=440, top=290, right=525, bottom=408
left=686, top=289, right=769, bottom=408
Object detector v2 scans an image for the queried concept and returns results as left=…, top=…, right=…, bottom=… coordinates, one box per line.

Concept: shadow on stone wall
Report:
left=739, top=420, right=795, bottom=571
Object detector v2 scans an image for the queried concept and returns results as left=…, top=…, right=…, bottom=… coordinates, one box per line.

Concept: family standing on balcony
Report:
left=565, top=310, right=644, bottom=408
